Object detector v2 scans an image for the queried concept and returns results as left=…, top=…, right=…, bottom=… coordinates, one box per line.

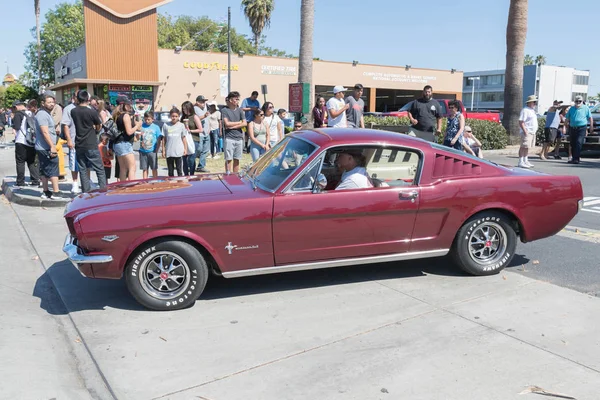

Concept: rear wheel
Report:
left=451, top=211, right=517, bottom=276
left=125, top=240, right=208, bottom=311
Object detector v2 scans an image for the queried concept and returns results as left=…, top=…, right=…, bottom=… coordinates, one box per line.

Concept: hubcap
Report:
left=468, top=222, right=507, bottom=266
left=139, top=251, right=191, bottom=300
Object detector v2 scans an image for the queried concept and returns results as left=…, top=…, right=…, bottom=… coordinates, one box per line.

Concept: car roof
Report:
left=290, top=128, right=432, bottom=150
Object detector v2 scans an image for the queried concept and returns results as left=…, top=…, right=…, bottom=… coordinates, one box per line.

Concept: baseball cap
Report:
left=196, top=95, right=207, bottom=102
left=333, top=86, right=348, bottom=94
left=12, top=100, right=25, bottom=107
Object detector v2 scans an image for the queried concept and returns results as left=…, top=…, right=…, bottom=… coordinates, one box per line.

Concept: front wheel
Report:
left=125, top=240, right=208, bottom=311
left=451, top=211, right=517, bottom=276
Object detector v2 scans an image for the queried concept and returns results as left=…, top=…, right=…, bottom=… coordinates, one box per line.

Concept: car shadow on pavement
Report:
left=202, top=256, right=472, bottom=301
left=33, top=260, right=145, bottom=315
left=33, top=254, right=533, bottom=313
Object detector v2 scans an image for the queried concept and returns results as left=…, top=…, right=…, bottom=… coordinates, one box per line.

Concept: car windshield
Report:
left=590, top=104, right=600, bottom=113
left=247, top=136, right=317, bottom=191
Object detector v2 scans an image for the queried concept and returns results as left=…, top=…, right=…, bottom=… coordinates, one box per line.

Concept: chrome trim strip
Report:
left=222, top=249, right=449, bottom=278
left=63, top=234, right=113, bottom=266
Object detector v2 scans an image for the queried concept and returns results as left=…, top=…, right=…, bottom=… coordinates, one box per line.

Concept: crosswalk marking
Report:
left=582, top=197, right=600, bottom=214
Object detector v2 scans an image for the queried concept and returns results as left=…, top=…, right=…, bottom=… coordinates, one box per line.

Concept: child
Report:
left=139, top=111, right=163, bottom=179
left=98, top=134, right=112, bottom=182
left=161, top=108, right=187, bottom=177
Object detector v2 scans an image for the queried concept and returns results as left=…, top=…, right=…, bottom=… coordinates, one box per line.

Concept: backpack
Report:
left=102, top=118, right=122, bottom=141
left=21, top=111, right=36, bottom=146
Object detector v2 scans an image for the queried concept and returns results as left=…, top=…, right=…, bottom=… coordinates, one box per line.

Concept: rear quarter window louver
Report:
left=432, top=154, right=482, bottom=178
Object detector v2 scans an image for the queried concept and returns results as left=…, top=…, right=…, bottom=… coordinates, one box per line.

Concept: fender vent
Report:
left=432, top=154, right=481, bottom=178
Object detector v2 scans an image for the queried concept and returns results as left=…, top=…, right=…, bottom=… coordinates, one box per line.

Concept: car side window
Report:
left=365, top=147, right=420, bottom=187
left=290, top=157, right=323, bottom=192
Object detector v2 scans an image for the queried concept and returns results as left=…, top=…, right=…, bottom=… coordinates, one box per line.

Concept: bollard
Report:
left=57, top=138, right=67, bottom=179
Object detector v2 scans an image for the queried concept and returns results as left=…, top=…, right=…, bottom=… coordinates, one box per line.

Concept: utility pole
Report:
left=468, top=76, right=480, bottom=111
left=227, top=6, right=231, bottom=95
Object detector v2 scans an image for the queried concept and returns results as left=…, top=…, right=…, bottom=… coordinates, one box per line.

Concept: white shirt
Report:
left=14, top=110, right=32, bottom=146
left=519, top=106, right=538, bottom=135
left=263, top=114, right=281, bottom=142
left=336, top=167, right=373, bottom=190
left=327, top=97, right=347, bottom=128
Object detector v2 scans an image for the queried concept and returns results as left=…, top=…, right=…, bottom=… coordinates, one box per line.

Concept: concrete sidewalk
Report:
left=2, top=130, right=600, bottom=399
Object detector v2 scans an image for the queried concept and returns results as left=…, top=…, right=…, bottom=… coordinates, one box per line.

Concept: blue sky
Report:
left=4, top=0, right=598, bottom=95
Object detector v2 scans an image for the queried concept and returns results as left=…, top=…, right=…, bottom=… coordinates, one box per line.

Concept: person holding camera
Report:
left=35, top=93, right=61, bottom=200
left=113, top=96, right=142, bottom=181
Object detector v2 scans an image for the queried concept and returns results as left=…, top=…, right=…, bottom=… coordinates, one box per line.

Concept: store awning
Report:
left=48, top=79, right=163, bottom=91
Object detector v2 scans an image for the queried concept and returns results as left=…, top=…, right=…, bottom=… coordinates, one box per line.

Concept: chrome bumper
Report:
left=63, top=234, right=113, bottom=272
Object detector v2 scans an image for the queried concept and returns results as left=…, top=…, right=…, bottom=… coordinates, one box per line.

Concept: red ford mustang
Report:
left=63, top=129, right=583, bottom=310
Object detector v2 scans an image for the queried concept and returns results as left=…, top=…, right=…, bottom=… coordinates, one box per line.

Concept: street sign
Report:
left=289, top=83, right=310, bottom=114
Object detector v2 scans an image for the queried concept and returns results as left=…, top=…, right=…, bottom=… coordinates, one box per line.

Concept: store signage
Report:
left=183, top=61, right=239, bottom=71
left=71, top=59, right=83, bottom=74
left=362, top=72, right=438, bottom=84
left=261, top=65, right=296, bottom=76
left=109, top=84, right=132, bottom=92
left=132, top=85, right=152, bottom=92
left=289, top=83, right=310, bottom=114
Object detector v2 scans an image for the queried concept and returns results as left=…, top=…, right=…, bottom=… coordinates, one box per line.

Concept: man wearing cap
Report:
left=11, top=100, right=40, bottom=187
left=517, top=95, right=539, bottom=168
left=408, top=85, right=442, bottom=137
left=346, top=84, right=365, bottom=129
left=194, top=95, right=210, bottom=173
left=565, top=95, right=593, bottom=164
left=327, top=86, right=350, bottom=128
left=540, top=100, right=563, bottom=160
left=335, top=148, right=373, bottom=190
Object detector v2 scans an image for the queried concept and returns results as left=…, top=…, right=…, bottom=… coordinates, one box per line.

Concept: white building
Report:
left=463, top=66, right=590, bottom=112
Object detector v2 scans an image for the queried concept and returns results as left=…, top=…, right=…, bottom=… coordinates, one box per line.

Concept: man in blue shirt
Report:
left=241, top=91, right=260, bottom=153
left=565, top=95, right=593, bottom=164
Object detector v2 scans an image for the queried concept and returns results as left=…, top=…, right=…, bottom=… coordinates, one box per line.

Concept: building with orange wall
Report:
left=50, top=0, right=463, bottom=113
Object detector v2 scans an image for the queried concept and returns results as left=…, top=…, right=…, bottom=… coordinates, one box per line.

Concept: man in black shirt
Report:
left=408, top=85, right=443, bottom=139
left=70, top=90, right=106, bottom=193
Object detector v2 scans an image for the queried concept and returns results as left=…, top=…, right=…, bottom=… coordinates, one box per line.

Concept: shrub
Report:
left=364, top=116, right=508, bottom=150
left=536, top=117, right=546, bottom=146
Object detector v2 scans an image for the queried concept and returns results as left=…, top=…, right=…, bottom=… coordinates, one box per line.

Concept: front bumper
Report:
left=63, top=234, right=113, bottom=276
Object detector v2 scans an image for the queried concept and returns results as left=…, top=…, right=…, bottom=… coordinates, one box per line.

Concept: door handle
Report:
left=399, top=190, right=418, bottom=202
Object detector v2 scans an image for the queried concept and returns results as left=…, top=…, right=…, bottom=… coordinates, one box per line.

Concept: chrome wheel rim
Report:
left=138, top=251, right=190, bottom=300
left=468, top=222, right=507, bottom=265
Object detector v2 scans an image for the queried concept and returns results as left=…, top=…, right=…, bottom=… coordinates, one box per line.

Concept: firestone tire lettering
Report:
left=452, top=212, right=517, bottom=276
left=125, top=241, right=208, bottom=311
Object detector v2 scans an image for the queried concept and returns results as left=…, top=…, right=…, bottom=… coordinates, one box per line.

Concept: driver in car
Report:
left=335, top=148, right=373, bottom=190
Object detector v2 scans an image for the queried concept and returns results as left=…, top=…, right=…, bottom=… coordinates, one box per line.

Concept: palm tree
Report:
left=35, top=0, right=41, bottom=91
left=298, top=0, right=314, bottom=116
left=503, top=0, right=528, bottom=140
left=523, top=54, right=534, bottom=66
left=241, top=0, right=274, bottom=55
left=535, top=55, right=546, bottom=65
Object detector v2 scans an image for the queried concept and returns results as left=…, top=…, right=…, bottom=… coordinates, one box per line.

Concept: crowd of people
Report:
left=3, top=82, right=594, bottom=199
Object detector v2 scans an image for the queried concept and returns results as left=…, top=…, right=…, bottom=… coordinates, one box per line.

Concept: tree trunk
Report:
left=35, top=0, right=41, bottom=92
left=503, top=0, right=528, bottom=142
left=298, top=0, right=314, bottom=123
left=255, top=34, right=259, bottom=56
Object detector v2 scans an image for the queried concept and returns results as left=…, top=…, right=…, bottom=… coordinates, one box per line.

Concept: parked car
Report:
left=63, top=129, right=583, bottom=310
left=382, top=99, right=501, bottom=123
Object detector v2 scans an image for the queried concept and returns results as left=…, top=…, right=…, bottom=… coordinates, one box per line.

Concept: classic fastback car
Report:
left=63, top=129, right=583, bottom=310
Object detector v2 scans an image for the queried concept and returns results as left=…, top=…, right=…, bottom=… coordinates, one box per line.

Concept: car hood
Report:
left=65, top=174, right=232, bottom=216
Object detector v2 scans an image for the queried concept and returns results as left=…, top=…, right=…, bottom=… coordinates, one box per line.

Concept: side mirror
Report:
left=313, top=173, right=327, bottom=193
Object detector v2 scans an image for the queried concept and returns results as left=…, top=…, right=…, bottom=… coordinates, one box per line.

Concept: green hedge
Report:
left=364, top=116, right=508, bottom=150
left=536, top=117, right=546, bottom=146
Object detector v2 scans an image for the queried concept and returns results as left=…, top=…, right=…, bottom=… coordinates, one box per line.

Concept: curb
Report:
left=2, top=178, right=73, bottom=208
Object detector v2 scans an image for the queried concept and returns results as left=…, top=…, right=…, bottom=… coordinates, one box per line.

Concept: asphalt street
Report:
left=486, top=152, right=600, bottom=297
left=2, top=139, right=600, bottom=400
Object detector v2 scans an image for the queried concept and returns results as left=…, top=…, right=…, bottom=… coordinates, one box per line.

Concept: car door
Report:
left=272, top=146, right=423, bottom=265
